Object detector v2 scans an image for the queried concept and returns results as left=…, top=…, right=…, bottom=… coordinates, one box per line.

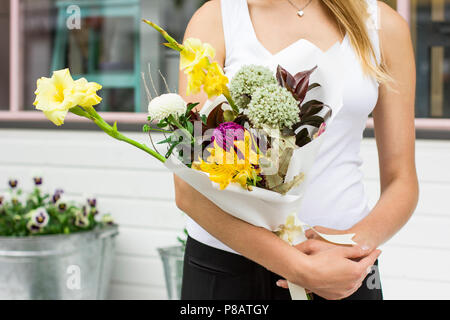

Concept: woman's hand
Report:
left=305, top=226, right=374, bottom=251
left=284, top=245, right=381, bottom=300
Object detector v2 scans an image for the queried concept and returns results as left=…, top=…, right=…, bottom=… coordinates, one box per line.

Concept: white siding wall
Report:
left=0, top=128, right=449, bottom=300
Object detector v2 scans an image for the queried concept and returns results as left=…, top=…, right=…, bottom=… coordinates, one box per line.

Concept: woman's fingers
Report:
left=305, top=228, right=317, bottom=239
left=358, top=249, right=382, bottom=273
left=276, top=280, right=289, bottom=289
left=294, top=239, right=336, bottom=255
left=276, top=280, right=312, bottom=294
left=337, top=245, right=373, bottom=259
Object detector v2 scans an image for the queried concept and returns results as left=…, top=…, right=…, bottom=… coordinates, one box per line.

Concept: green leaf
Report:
left=186, top=102, right=199, bottom=114
left=186, top=121, right=194, bottom=135
left=143, top=124, right=150, bottom=133
left=112, top=121, right=118, bottom=134
left=157, top=134, right=175, bottom=145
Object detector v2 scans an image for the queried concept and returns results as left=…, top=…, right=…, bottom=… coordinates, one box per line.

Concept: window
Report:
left=1, top=0, right=205, bottom=121
left=1, top=0, right=449, bottom=133
left=411, top=0, right=450, bottom=118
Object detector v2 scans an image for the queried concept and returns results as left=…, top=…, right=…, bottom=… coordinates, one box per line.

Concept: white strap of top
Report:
left=221, top=0, right=250, bottom=64
left=366, top=0, right=381, bottom=30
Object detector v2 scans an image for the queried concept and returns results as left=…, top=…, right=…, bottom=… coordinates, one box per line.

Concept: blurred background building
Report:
left=0, top=0, right=449, bottom=299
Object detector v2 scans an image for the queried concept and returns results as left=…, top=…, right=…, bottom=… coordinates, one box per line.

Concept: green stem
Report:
left=222, top=89, right=239, bottom=115
left=168, top=115, right=194, bottom=143
left=149, top=127, right=173, bottom=133
left=142, top=20, right=183, bottom=52
left=85, top=107, right=166, bottom=163
left=69, top=106, right=91, bottom=119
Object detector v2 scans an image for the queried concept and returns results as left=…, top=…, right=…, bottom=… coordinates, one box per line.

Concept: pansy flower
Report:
left=87, top=197, right=97, bottom=208
left=9, top=179, right=18, bottom=189
left=27, top=207, right=50, bottom=233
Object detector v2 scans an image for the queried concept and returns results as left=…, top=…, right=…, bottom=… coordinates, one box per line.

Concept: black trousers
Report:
left=181, top=236, right=383, bottom=300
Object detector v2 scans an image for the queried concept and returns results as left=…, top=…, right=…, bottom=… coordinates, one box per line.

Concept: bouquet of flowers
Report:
left=0, top=176, right=114, bottom=237
left=32, top=20, right=356, bottom=299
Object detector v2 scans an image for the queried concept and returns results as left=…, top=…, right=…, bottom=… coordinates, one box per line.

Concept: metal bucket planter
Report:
left=0, top=225, right=118, bottom=300
left=158, top=246, right=184, bottom=300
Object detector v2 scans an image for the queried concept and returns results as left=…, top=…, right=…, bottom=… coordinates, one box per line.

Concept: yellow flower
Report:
left=186, top=65, right=207, bottom=96
left=33, top=69, right=102, bottom=126
left=71, top=78, right=102, bottom=108
left=179, top=38, right=231, bottom=99
left=180, top=38, right=215, bottom=72
left=193, top=131, right=262, bottom=190
left=203, top=62, right=229, bottom=99
left=33, top=69, right=78, bottom=126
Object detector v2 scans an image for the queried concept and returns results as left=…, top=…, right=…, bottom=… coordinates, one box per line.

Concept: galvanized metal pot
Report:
left=0, top=225, right=118, bottom=300
left=158, top=246, right=184, bottom=300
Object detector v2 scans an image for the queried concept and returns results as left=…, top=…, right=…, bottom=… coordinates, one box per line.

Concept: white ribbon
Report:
left=276, top=213, right=356, bottom=300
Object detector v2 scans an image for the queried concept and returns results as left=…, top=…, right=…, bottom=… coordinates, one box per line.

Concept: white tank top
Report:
left=185, top=0, right=381, bottom=253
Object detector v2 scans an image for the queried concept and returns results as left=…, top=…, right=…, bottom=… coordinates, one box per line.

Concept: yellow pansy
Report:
left=33, top=69, right=102, bottom=126
left=180, top=38, right=215, bottom=72
left=203, top=62, right=229, bottom=99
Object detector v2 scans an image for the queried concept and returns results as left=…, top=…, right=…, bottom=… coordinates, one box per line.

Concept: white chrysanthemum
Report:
left=148, top=93, right=187, bottom=121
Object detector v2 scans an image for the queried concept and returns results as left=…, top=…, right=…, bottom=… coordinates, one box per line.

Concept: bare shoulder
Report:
left=184, top=0, right=225, bottom=62
left=377, top=2, right=411, bottom=45
left=377, top=2, right=413, bottom=63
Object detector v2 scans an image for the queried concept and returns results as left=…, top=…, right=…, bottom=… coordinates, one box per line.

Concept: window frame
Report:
left=2, top=0, right=450, bottom=134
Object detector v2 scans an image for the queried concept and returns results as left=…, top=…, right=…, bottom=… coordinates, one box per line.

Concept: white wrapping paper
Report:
left=164, top=44, right=351, bottom=300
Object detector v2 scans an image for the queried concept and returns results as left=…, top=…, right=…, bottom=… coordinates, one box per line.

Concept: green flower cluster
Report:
left=247, top=83, right=300, bottom=129
left=229, top=65, right=277, bottom=110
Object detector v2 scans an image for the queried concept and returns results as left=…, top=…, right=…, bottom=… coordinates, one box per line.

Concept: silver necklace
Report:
left=286, top=0, right=314, bottom=17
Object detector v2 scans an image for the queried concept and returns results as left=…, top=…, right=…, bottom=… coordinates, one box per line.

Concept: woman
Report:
left=175, top=0, right=418, bottom=300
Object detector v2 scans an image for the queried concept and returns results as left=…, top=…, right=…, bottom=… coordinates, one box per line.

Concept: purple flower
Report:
left=8, top=179, right=18, bottom=189
left=87, top=197, right=97, bottom=208
left=58, top=202, right=67, bottom=212
left=52, top=189, right=64, bottom=203
left=33, top=177, right=43, bottom=186
left=27, top=207, right=49, bottom=233
left=211, top=122, right=245, bottom=152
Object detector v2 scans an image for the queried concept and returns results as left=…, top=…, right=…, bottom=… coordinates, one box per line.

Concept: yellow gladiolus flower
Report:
left=186, top=65, right=207, bottom=96
left=203, top=62, right=229, bottom=99
left=33, top=69, right=102, bottom=126
left=180, top=38, right=215, bottom=72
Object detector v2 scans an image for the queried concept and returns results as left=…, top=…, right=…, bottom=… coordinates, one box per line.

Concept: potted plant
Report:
left=158, top=230, right=187, bottom=300
left=0, top=176, right=118, bottom=300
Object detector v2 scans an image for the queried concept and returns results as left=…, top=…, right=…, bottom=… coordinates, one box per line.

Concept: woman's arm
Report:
left=306, top=3, right=419, bottom=249
left=173, top=0, right=380, bottom=300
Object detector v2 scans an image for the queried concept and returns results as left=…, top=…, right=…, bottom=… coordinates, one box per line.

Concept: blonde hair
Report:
left=322, top=0, right=391, bottom=84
